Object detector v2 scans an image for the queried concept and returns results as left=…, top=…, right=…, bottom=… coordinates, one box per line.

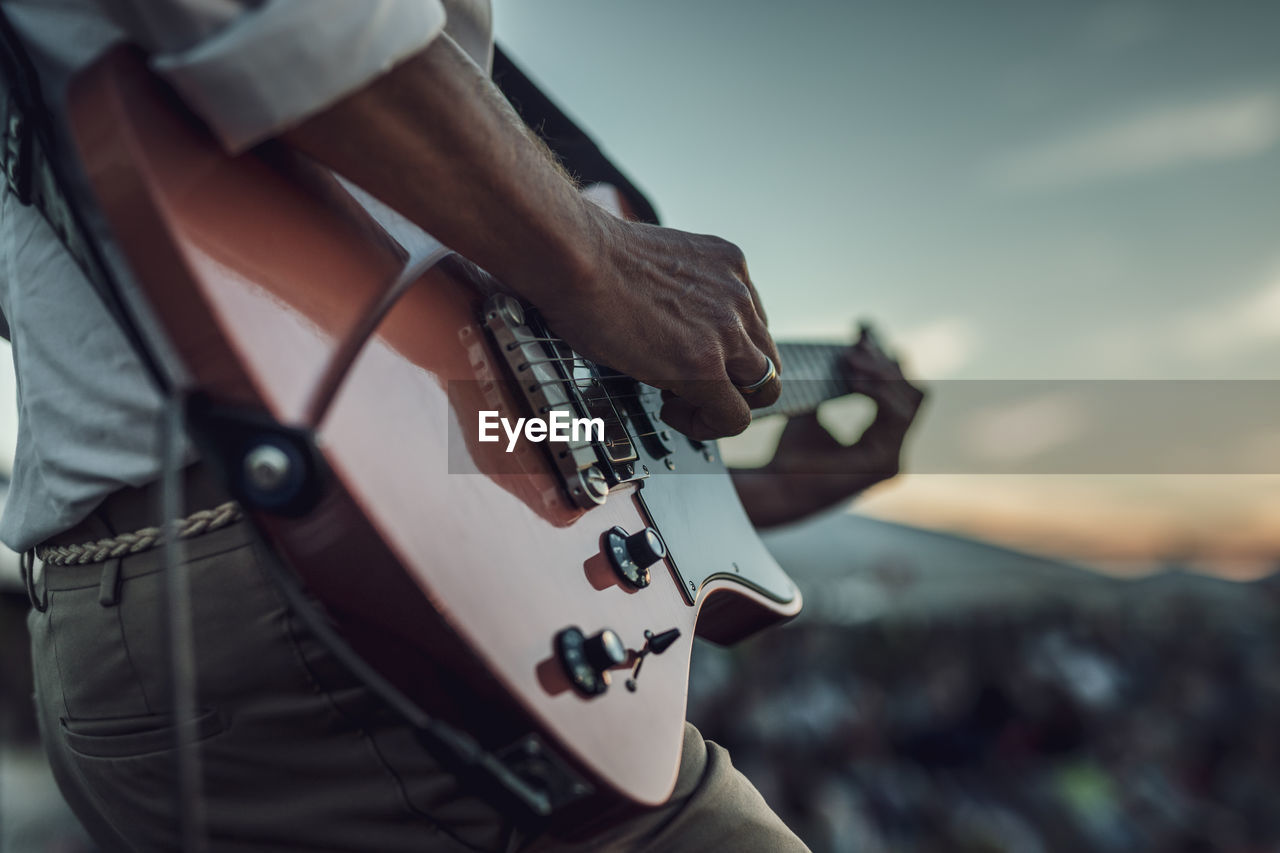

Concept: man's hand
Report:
left=569, top=184, right=780, bottom=437
left=540, top=218, right=780, bottom=439
left=281, top=35, right=778, bottom=440
left=840, top=323, right=925, bottom=431
left=732, top=323, right=925, bottom=528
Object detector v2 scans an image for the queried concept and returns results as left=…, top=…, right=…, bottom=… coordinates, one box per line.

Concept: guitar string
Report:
left=502, top=339, right=848, bottom=452
left=526, top=375, right=833, bottom=412
left=522, top=374, right=831, bottom=417
left=515, top=352, right=845, bottom=394
left=546, top=424, right=660, bottom=454
left=510, top=367, right=656, bottom=452
left=521, top=368, right=839, bottom=400
left=511, top=335, right=851, bottom=366
left=520, top=352, right=844, bottom=375
left=512, top=338, right=850, bottom=363
left=522, top=377, right=658, bottom=411
left=522, top=366, right=846, bottom=402
left=504, top=393, right=829, bottom=452
left=510, top=328, right=848, bottom=378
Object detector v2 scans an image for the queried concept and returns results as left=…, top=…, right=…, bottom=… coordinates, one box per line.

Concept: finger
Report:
left=736, top=256, right=769, bottom=327
left=724, top=343, right=782, bottom=409
left=661, top=378, right=754, bottom=440
left=736, top=269, right=781, bottom=370
left=853, top=337, right=888, bottom=363
left=843, top=343, right=901, bottom=375
left=857, top=321, right=881, bottom=349
left=744, top=310, right=783, bottom=377
left=841, top=349, right=882, bottom=383
left=779, top=411, right=825, bottom=441
left=843, top=347, right=874, bottom=367
left=728, top=302, right=783, bottom=409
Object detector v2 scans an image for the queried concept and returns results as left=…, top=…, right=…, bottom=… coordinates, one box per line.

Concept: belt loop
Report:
left=21, top=549, right=47, bottom=612
left=98, top=557, right=123, bottom=607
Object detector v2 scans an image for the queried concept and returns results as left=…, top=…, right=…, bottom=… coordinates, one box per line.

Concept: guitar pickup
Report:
left=482, top=294, right=642, bottom=508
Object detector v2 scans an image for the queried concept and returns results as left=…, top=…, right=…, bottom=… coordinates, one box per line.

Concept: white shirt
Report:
left=0, top=0, right=493, bottom=551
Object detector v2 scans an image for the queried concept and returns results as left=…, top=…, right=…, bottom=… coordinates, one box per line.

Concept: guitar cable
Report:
left=159, top=394, right=208, bottom=852
left=245, top=522, right=528, bottom=853
left=163, top=386, right=525, bottom=853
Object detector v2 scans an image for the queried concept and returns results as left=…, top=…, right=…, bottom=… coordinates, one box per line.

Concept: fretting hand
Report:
left=733, top=323, right=926, bottom=529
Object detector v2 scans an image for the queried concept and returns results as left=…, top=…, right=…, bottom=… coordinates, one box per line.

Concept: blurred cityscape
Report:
left=690, top=581, right=1280, bottom=852
left=683, top=513, right=1280, bottom=853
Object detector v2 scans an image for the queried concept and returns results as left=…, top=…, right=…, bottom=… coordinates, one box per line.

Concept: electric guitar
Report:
left=67, top=48, right=861, bottom=827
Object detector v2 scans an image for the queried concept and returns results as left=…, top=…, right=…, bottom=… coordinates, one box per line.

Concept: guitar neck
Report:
left=752, top=342, right=851, bottom=419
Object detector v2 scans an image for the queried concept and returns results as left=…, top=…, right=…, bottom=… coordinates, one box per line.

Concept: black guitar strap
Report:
left=493, top=46, right=661, bottom=226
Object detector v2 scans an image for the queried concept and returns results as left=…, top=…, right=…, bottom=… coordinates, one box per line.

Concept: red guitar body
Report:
left=67, top=48, right=801, bottom=825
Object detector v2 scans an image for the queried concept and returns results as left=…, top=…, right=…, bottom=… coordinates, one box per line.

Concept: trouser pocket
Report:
left=28, top=527, right=260, bottom=850
left=61, top=708, right=226, bottom=759
left=30, top=523, right=517, bottom=851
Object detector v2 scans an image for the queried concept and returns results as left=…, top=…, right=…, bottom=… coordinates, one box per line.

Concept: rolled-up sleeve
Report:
left=150, top=0, right=447, bottom=153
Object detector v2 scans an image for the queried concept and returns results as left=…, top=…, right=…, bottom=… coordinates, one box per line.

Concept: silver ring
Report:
left=735, top=355, right=777, bottom=396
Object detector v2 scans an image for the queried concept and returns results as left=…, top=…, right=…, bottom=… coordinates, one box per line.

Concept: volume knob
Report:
left=624, top=528, right=667, bottom=568
left=583, top=628, right=628, bottom=673
left=556, top=626, right=628, bottom=698
left=604, top=526, right=667, bottom=588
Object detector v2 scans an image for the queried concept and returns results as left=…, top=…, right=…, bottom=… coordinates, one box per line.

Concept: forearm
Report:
left=280, top=35, right=602, bottom=306
left=279, top=32, right=782, bottom=439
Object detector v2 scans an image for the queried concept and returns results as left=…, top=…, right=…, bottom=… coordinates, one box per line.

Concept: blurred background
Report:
left=3, top=0, right=1279, bottom=850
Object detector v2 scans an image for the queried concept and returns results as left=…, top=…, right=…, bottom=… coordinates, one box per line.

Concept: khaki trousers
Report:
left=27, top=501, right=807, bottom=852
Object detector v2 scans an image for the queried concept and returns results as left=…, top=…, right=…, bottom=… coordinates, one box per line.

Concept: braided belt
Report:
left=34, top=501, right=244, bottom=566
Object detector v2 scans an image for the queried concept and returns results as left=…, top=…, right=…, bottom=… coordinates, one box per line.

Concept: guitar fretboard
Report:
left=751, top=342, right=852, bottom=419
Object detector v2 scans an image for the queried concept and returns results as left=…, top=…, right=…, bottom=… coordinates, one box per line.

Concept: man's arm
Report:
left=93, top=1, right=780, bottom=439
left=279, top=36, right=780, bottom=439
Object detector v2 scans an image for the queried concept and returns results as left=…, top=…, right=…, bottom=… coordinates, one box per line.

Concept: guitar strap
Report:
left=493, top=46, right=661, bottom=226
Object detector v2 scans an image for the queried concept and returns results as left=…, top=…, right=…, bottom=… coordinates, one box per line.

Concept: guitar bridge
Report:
left=483, top=294, right=644, bottom=508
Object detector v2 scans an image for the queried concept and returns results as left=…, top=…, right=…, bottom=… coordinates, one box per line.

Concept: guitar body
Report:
left=67, top=48, right=800, bottom=818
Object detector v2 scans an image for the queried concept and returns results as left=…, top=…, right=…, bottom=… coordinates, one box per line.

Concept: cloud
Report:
left=895, top=318, right=979, bottom=379
left=1085, top=1, right=1166, bottom=53
left=962, top=391, right=1089, bottom=462
left=989, top=92, right=1280, bottom=192
left=1182, top=274, right=1280, bottom=357
left=1074, top=262, right=1280, bottom=376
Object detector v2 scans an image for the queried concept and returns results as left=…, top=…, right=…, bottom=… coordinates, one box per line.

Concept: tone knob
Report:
left=624, top=528, right=667, bottom=569
left=555, top=626, right=629, bottom=698
left=583, top=629, right=628, bottom=673
left=604, top=526, right=667, bottom=588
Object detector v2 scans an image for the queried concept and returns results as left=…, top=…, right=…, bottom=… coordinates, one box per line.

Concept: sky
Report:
left=494, top=0, right=1280, bottom=574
